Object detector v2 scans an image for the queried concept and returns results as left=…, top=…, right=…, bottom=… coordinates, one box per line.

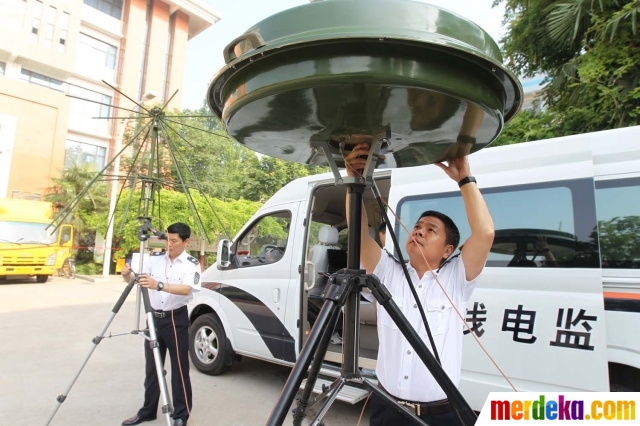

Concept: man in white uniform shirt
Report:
left=121, top=223, right=201, bottom=426
left=345, top=144, right=494, bottom=426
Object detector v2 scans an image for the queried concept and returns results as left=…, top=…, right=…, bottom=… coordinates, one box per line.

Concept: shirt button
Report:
left=442, top=305, right=445, bottom=309
left=404, top=376, right=409, bottom=380
left=419, top=285, right=422, bottom=288
left=413, top=304, right=417, bottom=308
left=407, top=350, right=411, bottom=355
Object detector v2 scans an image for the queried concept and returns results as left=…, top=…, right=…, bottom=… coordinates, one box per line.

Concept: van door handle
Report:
left=304, top=261, right=316, bottom=291
left=273, top=288, right=280, bottom=303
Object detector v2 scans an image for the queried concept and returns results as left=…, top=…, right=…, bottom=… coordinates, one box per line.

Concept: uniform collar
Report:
left=167, top=249, right=188, bottom=263
left=406, top=262, right=439, bottom=280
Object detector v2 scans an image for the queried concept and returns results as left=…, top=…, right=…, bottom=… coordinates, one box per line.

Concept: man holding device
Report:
left=121, top=222, right=201, bottom=426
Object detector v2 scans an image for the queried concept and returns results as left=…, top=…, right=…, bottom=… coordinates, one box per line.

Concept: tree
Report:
left=122, top=105, right=327, bottom=202
left=45, top=162, right=109, bottom=238
left=242, top=156, right=327, bottom=202
left=493, top=109, right=561, bottom=146
left=45, top=162, right=109, bottom=268
left=495, top=0, right=640, bottom=138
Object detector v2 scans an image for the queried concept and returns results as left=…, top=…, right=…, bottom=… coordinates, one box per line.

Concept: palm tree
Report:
left=45, top=162, right=109, bottom=244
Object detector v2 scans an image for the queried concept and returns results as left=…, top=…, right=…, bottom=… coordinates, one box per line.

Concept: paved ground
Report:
left=0, top=275, right=370, bottom=426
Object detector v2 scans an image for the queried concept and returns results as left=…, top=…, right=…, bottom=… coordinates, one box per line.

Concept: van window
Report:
left=235, top=211, right=291, bottom=267
left=396, top=179, right=599, bottom=268
left=595, top=177, right=640, bottom=269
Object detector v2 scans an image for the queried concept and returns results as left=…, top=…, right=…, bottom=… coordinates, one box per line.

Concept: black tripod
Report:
left=45, top=217, right=173, bottom=426
left=265, top=138, right=477, bottom=426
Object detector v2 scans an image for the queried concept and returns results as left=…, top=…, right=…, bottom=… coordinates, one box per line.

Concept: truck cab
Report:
left=0, top=198, right=73, bottom=283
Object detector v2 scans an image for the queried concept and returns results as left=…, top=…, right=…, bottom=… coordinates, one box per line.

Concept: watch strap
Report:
left=458, top=176, right=477, bottom=188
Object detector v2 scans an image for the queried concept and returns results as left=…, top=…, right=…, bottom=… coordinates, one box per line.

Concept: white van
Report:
left=188, top=125, right=640, bottom=409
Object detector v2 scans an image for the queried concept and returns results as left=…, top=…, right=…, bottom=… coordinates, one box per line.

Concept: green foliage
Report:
left=45, top=162, right=109, bottom=232
left=494, top=110, right=564, bottom=145
left=45, top=163, right=109, bottom=267
left=76, top=262, right=103, bottom=275
left=243, top=156, right=327, bottom=202
left=495, top=0, right=640, bottom=139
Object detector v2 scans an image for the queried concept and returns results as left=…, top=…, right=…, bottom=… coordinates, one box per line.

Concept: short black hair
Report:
left=166, top=222, right=191, bottom=241
left=417, top=210, right=460, bottom=249
left=378, top=222, right=387, bottom=233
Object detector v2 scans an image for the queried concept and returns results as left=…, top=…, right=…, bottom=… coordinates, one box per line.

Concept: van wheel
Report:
left=36, top=275, right=49, bottom=283
left=189, top=314, right=229, bottom=376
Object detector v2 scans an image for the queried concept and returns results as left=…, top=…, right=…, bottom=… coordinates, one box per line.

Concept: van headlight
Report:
left=47, top=254, right=56, bottom=266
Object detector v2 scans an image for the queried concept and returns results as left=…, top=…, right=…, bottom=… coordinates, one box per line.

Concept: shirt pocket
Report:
left=425, top=299, right=452, bottom=336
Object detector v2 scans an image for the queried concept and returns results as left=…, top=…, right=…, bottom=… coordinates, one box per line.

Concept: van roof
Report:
left=393, top=125, right=640, bottom=188
left=262, top=169, right=391, bottom=210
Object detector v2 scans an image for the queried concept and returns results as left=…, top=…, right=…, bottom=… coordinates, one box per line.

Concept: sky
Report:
left=182, top=0, right=507, bottom=110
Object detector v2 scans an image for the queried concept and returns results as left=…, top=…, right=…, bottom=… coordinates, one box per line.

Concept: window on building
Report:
left=12, top=191, right=42, bottom=201
left=78, top=33, right=117, bottom=70
left=595, top=178, right=640, bottom=269
left=0, top=62, right=5, bottom=75
left=59, top=12, right=69, bottom=53
left=31, top=0, right=43, bottom=44
left=83, top=0, right=122, bottom=20
left=64, top=140, right=107, bottom=170
left=44, top=6, right=56, bottom=48
left=396, top=179, right=600, bottom=268
left=68, top=84, right=112, bottom=133
left=20, top=69, right=67, bottom=92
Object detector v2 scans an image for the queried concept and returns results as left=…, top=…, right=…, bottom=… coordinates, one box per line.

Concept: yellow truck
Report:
left=0, top=199, right=73, bottom=283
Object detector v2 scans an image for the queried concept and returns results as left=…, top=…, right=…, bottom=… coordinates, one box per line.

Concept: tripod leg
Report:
left=292, top=306, right=342, bottom=426
left=266, top=299, right=341, bottom=426
left=307, top=377, right=346, bottom=426
left=361, top=380, right=429, bottom=426
left=140, top=287, right=174, bottom=426
left=45, top=278, right=137, bottom=426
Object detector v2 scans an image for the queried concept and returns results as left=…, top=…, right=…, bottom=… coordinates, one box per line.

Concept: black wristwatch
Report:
left=458, top=176, right=477, bottom=188
left=157, top=281, right=165, bottom=292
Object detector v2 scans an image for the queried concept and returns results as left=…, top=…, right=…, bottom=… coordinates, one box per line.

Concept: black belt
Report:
left=152, top=305, right=187, bottom=319
left=378, top=383, right=452, bottom=416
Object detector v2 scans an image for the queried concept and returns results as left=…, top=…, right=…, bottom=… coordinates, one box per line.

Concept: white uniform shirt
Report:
left=143, top=250, right=202, bottom=311
left=373, top=249, right=480, bottom=402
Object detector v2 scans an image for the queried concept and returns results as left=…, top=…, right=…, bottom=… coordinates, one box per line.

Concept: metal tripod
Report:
left=265, top=137, right=478, bottom=426
left=45, top=115, right=174, bottom=426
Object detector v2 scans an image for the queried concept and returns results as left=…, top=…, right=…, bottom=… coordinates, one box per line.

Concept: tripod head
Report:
left=137, top=216, right=166, bottom=242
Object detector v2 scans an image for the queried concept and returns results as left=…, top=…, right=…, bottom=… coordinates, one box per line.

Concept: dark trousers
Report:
left=137, top=308, right=192, bottom=421
left=370, top=391, right=461, bottom=426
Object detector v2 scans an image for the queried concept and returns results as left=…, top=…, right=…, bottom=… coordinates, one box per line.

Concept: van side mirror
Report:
left=217, top=239, right=231, bottom=268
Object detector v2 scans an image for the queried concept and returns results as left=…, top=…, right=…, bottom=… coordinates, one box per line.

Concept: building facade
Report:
left=0, top=0, right=220, bottom=199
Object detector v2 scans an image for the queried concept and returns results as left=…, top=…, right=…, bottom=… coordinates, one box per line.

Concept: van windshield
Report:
left=0, top=221, right=58, bottom=244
